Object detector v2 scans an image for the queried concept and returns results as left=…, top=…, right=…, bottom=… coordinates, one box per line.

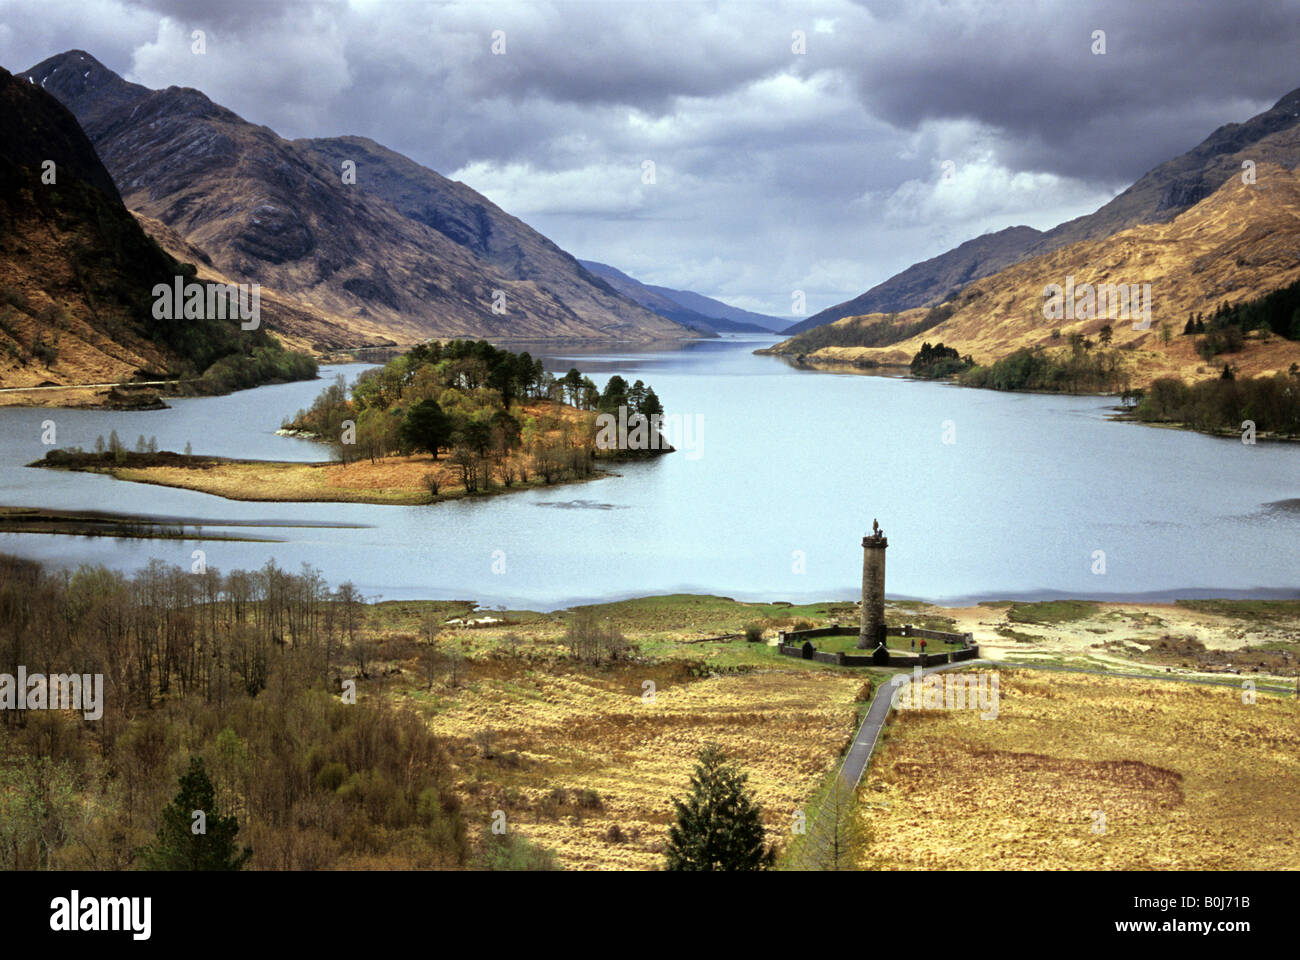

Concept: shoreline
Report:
left=760, top=349, right=1300, bottom=442
left=30, top=447, right=660, bottom=506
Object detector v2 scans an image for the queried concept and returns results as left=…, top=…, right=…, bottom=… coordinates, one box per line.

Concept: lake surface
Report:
left=0, top=337, right=1297, bottom=610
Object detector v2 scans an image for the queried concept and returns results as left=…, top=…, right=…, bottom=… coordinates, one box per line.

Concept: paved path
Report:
left=839, top=660, right=975, bottom=786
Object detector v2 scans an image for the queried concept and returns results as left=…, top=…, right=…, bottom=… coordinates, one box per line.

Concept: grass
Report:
left=814, top=633, right=966, bottom=654
left=1175, top=599, right=1300, bottom=623
left=38, top=451, right=618, bottom=506
left=403, top=657, right=863, bottom=869
left=865, top=671, right=1300, bottom=869
left=1007, top=599, right=1101, bottom=625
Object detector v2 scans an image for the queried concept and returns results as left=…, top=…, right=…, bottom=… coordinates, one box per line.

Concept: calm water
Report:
left=0, top=338, right=1296, bottom=609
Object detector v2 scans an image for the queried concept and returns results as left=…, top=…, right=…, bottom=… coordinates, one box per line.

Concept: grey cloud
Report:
left=2, top=0, right=1296, bottom=315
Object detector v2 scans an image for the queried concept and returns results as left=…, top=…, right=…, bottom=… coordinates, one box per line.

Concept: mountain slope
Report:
left=22, top=50, right=695, bottom=346
left=782, top=225, right=1043, bottom=335
left=639, top=283, right=786, bottom=332
left=790, top=83, right=1300, bottom=336
left=0, top=65, right=313, bottom=392
left=765, top=164, right=1300, bottom=387
left=577, top=260, right=770, bottom=333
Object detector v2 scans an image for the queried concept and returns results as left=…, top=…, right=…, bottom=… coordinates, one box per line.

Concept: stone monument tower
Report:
left=857, top=519, right=888, bottom=649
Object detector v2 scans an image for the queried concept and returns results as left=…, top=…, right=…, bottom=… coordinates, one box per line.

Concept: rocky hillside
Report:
left=764, top=164, right=1300, bottom=387
left=0, top=66, right=314, bottom=393
left=22, top=50, right=694, bottom=346
left=790, top=84, right=1300, bottom=336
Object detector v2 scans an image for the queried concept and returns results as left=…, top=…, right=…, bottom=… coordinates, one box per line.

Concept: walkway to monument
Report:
left=839, top=660, right=975, bottom=786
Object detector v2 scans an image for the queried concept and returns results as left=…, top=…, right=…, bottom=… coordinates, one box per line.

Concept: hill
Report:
left=789, top=83, right=1300, bottom=336
left=638, top=281, right=785, bottom=332
left=21, top=50, right=696, bottom=347
left=578, top=260, right=770, bottom=334
left=764, top=164, right=1300, bottom=387
left=0, top=65, right=316, bottom=395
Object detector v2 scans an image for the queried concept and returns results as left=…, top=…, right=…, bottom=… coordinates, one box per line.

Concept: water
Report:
left=0, top=340, right=1296, bottom=609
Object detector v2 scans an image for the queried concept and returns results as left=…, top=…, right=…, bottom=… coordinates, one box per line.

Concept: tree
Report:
left=561, top=368, right=584, bottom=406
left=457, top=420, right=493, bottom=458
left=400, top=399, right=453, bottom=459
left=790, top=775, right=871, bottom=870
left=600, top=375, right=629, bottom=412
left=139, top=757, right=251, bottom=870
left=665, top=743, right=775, bottom=871
left=1098, top=323, right=1113, bottom=347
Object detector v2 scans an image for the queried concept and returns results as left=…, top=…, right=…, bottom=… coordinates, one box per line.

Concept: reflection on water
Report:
left=0, top=340, right=1297, bottom=610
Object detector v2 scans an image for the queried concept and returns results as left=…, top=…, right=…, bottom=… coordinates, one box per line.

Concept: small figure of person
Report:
left=920, top=638, right=928, bottom=655
left=910, top=638, right=915, bottom=651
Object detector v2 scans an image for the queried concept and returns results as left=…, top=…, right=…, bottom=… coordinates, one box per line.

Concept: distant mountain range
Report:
left=765, top=161, right=1300, bottom=386
left=0, top=66, right=311, bottom=392
left=788, top=84, right=1300, bottom=336
left=577, top=260, right=783, bottom=333
left=21, top=50, right=698, bottom=348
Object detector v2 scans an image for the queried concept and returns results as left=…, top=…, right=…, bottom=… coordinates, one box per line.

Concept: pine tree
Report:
left=790, top=775, right=872, bottom=870
left=139, top=757, right=251, bottom=871
left=665, top=743, right=775, bottom=871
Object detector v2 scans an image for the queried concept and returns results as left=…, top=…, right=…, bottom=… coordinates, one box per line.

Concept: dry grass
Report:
left=865, top=671, right=1300, bottom=869
left=401, top=658, right=863, bottom=870
left=94, top=400, right=611, bottom=504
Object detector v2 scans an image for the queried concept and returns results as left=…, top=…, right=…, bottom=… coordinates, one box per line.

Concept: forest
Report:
left=0, top=552, right=472, bottom=870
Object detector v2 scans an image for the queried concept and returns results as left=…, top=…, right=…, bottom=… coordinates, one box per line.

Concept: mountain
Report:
left=764, top=164, right=1300, bottom=386
left=578, top=260, right=779, bottom=333
left=21, top=50, right=696, bottom=347
left=640, top=283, right=786, bottom=332
left=577, top=260, right=769, bottom=333
left=789, top=84, right=1300, bottom=336
left=0, top=65, right=314, bottom=393
left=782, top=226, right=1043, bottom=335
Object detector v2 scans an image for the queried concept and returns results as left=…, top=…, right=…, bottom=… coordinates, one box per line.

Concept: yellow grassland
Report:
left=402, top=658, right=862, bottom=870
left=866, top=671, right=1300, bottom=869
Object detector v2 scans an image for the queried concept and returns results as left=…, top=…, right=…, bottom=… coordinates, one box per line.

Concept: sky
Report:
left=2, top=0, right=1298, bottom=318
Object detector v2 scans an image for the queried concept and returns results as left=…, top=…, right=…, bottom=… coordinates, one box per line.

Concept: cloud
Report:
left=1, top=0, right=1296, bottom=315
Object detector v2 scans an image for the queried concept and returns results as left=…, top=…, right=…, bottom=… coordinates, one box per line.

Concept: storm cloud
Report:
left=2, top=0, right=1296, bottom=317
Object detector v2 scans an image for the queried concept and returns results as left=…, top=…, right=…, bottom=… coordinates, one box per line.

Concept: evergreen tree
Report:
left=789, top=775, right=871, bottom=871
left=640, top=387, right=664, bottom=418
left=665, top=743, right=775, bottom=871
left=140, top=757, right=251, bottom=871
left=600, top=375, right=629, bottom=413
left=400, top=399, right=453, bottom=459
